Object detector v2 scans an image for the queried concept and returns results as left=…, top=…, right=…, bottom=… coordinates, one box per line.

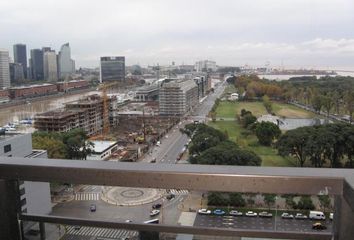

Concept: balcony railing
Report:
left=0, top=157, right=353, bottom=240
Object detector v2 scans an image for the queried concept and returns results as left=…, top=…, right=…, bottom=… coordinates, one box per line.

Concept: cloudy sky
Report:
left=1, top=0, right=354, bottom=69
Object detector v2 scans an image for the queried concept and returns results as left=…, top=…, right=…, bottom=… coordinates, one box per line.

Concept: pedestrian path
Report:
left=169, top=189, right=189, bottom=195
left=75, top=193, right=101, bottom=201
left=64, top=226, right=138, bottom=239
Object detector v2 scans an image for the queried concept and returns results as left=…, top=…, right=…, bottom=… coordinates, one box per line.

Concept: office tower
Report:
left=30, top=49, right=44, bottom=81
left=100, top=56, right=125, bottom=82
left=9, top=63, right=24, bottom=84
left=43, top=51, right=58, bottom=82
left=0, top=49, right=11, bottom=88
left=13, top=44, right=27, bottom=79
left=58, top=43, right=75, bottom=79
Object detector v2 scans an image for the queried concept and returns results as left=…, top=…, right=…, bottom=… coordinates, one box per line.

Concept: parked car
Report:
left=90, top=204, right=96, bottom=212
left=152, top=203, right=162, bottom=209
left=259, top=211, right=273, bottom=218
left=329, top=213, right=334, bottom=220
left=281, top=213, right=294, bottom=219
left=213, top=209, right=226, bottom=215
left=125, top=220, right=132, bottom=223
left=295, top=213, right=308, bottom=219
left=245, top=211, right=257, bottom=217
left=150, top=158, right=156, bottom=163
left=229, top=210, right=243, bottom=216
left=198, top=209, right=211, bottom=215
left=166, top=194, right=175, bottom=200
left=312, top=222, right=327, bottom=230
left=150, top=209, right=160, bottom=217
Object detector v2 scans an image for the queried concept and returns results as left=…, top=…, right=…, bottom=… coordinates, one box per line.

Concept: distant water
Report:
left=258, top=71, right=354, bottom=81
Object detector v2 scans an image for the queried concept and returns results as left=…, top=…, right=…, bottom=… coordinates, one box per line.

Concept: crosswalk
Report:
left=169, top=189, right=189, bottom=195
left=75, top=193, right=101, bottom=201
left=64, top=226, right=138, bottom=239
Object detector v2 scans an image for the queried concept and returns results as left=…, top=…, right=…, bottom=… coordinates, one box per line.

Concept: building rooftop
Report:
left=90, top=140, right=117, bottom=153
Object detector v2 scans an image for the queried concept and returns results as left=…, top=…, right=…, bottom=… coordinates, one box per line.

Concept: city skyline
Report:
left=1, top=0, right=354, bottom=69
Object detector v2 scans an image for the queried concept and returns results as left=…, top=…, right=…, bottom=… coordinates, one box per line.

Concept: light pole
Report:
left=275, top=196, right=278, bottom=231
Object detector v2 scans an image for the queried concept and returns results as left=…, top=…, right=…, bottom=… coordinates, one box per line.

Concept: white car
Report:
left=281, top=213, right=294, bottom=219
left=150, top=209, right=160, bottom=217
left=229, top=210, right=243, bottom=216
left=245, top=211, right=257, bottom=217
left=295, top=213, right=308, bottom=219
left=329, top=213, right=334, bottom=220
left=259, top=211, right=273, bottom=218
left=198, top=209, right=211, bottom=215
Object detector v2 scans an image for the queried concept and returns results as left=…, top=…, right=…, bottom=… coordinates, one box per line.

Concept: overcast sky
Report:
left=1, top=0, right=354, bottom=69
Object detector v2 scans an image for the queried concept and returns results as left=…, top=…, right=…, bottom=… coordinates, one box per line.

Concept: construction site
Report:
left=34, top=91, right=181, bottom=163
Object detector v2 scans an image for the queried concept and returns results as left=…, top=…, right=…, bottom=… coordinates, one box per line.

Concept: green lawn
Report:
left=216, top=101, right=267, bottom=118
left=272, top=102, right=316, bottom=118
left=208, top=120, right=295, bottom=167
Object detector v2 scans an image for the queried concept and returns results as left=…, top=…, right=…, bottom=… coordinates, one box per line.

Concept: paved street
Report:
left=194, top=214, right=333, bottom=233
left=62, top=226, right=138, bottom=240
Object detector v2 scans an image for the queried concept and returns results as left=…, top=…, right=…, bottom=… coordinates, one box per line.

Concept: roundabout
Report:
left=101, top=186, right=164, bottom=206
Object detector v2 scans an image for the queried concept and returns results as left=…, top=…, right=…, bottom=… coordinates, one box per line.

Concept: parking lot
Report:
left=194, top=214, right=333, bottom=233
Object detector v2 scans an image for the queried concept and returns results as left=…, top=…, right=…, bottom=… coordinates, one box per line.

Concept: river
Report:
left=0, top=90, right=99, bottom=128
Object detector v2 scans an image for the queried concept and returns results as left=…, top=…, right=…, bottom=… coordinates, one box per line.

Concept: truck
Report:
left=309, top=211, right=326, bottom=220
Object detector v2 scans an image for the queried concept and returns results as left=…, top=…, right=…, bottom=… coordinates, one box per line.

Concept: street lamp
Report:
left=275, top=196, right=278, bottom=231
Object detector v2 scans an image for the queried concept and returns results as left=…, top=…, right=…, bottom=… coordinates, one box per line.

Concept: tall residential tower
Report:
left=0, top=49, right=11, bottom=88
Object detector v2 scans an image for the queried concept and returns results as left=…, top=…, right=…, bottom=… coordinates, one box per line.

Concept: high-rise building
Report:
left=13, top=44, right=27, bottom=79
left=100, top=56, right=125, bottom=82
left=43, top=51, right=58, bottom=82
left=0, top=49, right=11, bottom=88
left=9, top=63, right=24, bottom=84
left=58, top=43, right=75, bottom=79
left=29, top=49, right=44, bottom=81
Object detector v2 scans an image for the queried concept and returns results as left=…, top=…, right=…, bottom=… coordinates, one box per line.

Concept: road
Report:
left=51, top=80, right=228, bottom=239
left=195, top=214, right=333, bottom=233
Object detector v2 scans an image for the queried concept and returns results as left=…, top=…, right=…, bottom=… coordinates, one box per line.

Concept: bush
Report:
left=297, top=196, right=315, bottom=210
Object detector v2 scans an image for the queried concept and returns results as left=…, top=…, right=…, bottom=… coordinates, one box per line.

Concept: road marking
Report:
left=74, top=193, right=101, bottom=201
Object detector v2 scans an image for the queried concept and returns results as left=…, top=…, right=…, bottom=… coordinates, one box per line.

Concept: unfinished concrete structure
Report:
left=34, top=95, right=113, bottom=136
left=159, top=79, right=198, bottom=116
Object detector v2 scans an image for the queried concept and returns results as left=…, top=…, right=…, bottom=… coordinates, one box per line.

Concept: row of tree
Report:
left=32, top=128, right=93, bottom=159
left=181, top=123, right=261, bottom=166
left=232, top=75, right=354, bottom=122
left=208, top=192, right=331, bottom=211
left=277, top=123, right=354, bottom=168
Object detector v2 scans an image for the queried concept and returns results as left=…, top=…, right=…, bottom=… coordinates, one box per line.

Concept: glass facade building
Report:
left=100, top=56, right=125, bottom=82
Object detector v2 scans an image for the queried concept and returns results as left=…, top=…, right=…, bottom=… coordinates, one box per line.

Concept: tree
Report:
left=229, top=193, right=246, bottom=207
left=344, top=90, right=354, bottom=123
left=297, top=196, right=315, bottom=210
left=311, top=94, right=323, bottom=113
left=262, top=95, right=273, bottom=113
left=255, top=122, right=281, bottom=146
left=318, top=195, right=331, bottom=212
left=321, top=95, right=333, bottom=117
left=32, top=135, right=67, bottom=159
left=241, top=113, right=257, bottom=128
left=263, top=194, right=276, bottom=209
left=277, top=127, right=314, bottom=167
left=62, top=128, right=93, bottom=160
left=193, top=141, right=261, bottom=166
left=208, top=192, right=229, bottom=206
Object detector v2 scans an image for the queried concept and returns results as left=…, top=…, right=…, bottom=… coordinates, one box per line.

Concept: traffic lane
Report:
left=52, top=199, right=154, bottom=223
left=194, top=215, right=332, bottom=233
left=277, top=218, right=333, bottom=233
left=160, top=134, right=189, bottom=164
left=195, top=215, right=274, bottom=230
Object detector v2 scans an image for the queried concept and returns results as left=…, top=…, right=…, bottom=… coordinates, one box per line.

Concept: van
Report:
left=309, top=211, right=326, bottom=220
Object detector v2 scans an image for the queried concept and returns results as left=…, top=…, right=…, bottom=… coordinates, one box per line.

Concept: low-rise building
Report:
left=86, top=140, right=119, bottom=161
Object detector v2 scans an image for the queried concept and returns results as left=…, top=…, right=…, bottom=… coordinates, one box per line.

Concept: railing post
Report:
left=335, top=181, right=354, bottom=240
left=0, top=180, right=22, bottom=240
